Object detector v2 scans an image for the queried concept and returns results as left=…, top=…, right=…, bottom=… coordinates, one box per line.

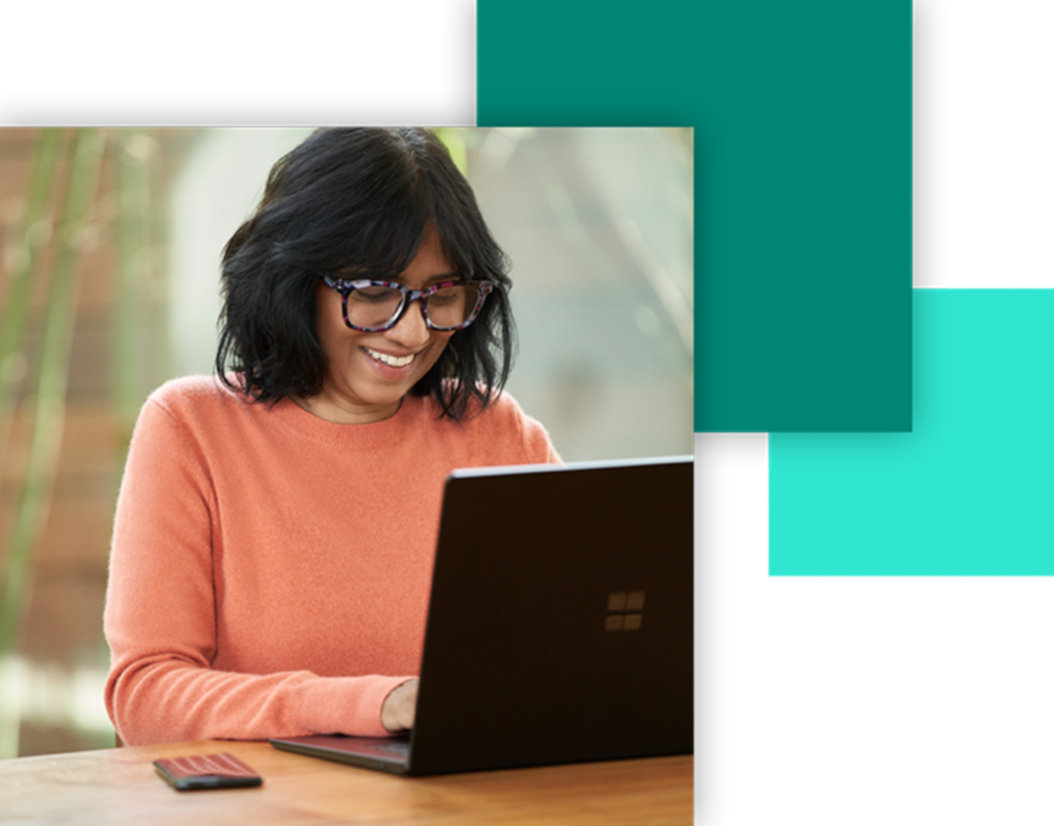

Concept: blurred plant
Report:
left=0, top=130, right=62, bottom=443
left=114, top=130, right=165, bottom=433
left=0, top=129, right=106, bottom=757
left=0, top=128, right=169, bottom=757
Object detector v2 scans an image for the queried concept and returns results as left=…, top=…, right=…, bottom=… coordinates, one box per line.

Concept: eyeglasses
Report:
left=321, top=275, right=494, bottom=332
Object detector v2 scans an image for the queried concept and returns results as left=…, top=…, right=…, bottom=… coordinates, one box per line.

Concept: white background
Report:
left=5, top=1, right=1054, bottom=823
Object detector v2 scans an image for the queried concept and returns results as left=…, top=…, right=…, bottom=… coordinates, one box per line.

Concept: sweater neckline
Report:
left=265, top=391, right=431, bottom=449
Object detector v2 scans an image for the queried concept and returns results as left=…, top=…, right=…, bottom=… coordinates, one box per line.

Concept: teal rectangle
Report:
left=771, top=290, right=1054, bottom=575
left=478, top=0, right=912, bottom=432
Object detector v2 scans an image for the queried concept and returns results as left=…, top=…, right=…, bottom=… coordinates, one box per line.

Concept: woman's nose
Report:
left=384, top=299, right=431, bottom=349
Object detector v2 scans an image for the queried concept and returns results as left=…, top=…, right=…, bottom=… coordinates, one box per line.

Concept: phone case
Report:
left=153, top=753, right=263, bottom=791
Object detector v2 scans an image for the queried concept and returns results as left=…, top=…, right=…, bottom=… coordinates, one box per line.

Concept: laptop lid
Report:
left=272, top=455, right=693, bottom=775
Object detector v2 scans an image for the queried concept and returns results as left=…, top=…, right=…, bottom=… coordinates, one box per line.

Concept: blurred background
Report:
left=0, top=127, right=692, bottom=757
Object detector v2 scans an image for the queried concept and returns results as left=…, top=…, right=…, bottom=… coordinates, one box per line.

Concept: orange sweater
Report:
left=104, top=376, right=559, bottom=745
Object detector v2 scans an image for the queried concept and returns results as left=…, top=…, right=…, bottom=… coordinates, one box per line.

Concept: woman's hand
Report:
left=380, top=678, right=419, bottom=732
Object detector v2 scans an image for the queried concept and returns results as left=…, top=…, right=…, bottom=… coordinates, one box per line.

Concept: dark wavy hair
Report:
left=215, top=127, right=515, bottom=420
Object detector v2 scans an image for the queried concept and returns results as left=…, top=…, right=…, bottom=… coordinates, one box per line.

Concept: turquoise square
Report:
left=771, top=290, right=1054, bottom=575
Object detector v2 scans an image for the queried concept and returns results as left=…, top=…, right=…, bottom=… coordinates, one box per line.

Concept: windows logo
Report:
left=605, top=590, right=645, bottom=631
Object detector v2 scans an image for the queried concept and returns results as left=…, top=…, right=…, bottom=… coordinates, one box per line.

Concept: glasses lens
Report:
left=345, top=284, right=405, bottom=329
left=424, top=283, right=484, bottom=329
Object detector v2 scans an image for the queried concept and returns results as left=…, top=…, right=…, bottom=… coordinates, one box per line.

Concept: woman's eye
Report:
left=428, top=286, right=461, bottom=305
left=352, top=287, right=399, bottom=303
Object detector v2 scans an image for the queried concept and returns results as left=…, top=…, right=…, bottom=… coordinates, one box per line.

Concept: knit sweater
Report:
left=104, top=375, right=560, bottom=746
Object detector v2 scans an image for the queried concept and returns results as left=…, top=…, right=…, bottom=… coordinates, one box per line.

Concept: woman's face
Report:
left=305, top=224, right=458, bottom=424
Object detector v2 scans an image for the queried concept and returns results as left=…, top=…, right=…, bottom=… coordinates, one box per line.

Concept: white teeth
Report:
left=364, top=347, right=414, bottom=367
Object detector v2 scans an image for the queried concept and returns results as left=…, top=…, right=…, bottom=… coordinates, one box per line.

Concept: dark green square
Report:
left=478, top=0, right=912, bottom=432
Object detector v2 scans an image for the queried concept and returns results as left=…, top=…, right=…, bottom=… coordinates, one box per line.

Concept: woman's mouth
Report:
left=363, top=346, right=415, bottom=368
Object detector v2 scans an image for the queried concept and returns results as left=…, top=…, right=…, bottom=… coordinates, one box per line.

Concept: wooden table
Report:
left=0, top=740, right=693, bottom=825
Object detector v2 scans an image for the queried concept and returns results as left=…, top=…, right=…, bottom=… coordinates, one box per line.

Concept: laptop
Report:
left=271, top=455, right=693, bottom=775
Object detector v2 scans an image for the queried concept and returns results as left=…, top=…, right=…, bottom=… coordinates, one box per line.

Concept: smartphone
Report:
left=153, top=753, right=263, bottom=791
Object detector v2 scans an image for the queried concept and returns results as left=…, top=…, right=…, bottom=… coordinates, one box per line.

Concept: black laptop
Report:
left=270, top=455, right=693, bottom=775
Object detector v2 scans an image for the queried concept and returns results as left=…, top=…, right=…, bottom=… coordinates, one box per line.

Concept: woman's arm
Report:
left=103, top=395, right=410, bottom=745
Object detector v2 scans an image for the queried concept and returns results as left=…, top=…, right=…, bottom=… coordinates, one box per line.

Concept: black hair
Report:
left=215, top=127, right=515, bottom=420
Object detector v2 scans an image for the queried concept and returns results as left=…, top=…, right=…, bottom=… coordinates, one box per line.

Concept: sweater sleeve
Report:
left=103, top=395, right=408, bottom=745
left=501, top=392, right=563, bottom=466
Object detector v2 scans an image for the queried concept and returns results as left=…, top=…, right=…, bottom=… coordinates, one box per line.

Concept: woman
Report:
left=104, top=128, right=560, bottom=746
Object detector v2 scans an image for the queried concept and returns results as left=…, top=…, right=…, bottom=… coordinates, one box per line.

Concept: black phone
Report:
left=153, top=753, right=262, bottom=791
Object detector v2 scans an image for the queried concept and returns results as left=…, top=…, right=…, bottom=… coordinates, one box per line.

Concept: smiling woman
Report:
left=305, top=224, right=467, bottom=424
left=103, top=128, right=560, bottom=746
left=214, top=128, right=514, bottom=422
